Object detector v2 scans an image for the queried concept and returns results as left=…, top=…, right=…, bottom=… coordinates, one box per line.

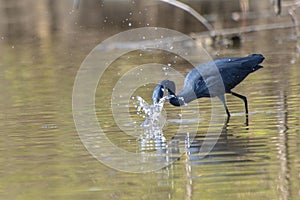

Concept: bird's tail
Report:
left=253, top=65, right=263, bottom=71
left=244, top=54, right=265, bottom=72
left=249, top=54, right=265, bottom=64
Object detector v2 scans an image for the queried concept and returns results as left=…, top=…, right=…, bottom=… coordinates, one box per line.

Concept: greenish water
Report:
left=1, top=0, right=300, bottom=199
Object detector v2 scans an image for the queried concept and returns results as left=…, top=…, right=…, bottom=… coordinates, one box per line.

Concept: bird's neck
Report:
left=167, top=91, right=186, bottom=106
left=169, top=95, right=185, bottom=106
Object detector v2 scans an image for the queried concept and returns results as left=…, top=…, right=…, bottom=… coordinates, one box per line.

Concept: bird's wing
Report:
left=180, top=54, right=264, bottom=98
left=215, top=55, right=264, bottom=91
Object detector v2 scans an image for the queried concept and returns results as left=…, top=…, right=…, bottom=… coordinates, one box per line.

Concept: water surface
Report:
left=0, top=0, right=300, bottom=199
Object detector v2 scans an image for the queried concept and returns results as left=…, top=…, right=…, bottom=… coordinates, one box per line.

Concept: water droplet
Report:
left=167, top=63, right=171, bottom=67
left=290, top=59, right=296, bottom=64
left=142, top=36, right=146, bottom=40
left=128, top=22, right=132, bottom=27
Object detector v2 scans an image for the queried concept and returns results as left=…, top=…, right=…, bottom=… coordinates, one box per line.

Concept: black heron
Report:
left=152, top=54, right=264, bottom=120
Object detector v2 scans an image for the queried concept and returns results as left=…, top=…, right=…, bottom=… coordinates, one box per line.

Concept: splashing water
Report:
left=134, top=96, right=168, bottom=145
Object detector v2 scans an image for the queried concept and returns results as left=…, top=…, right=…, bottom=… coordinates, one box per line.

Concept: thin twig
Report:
left=159, top=0, right=216, bottom=38
left=73, top=0, right=80, bottom=10
left=192, top=21, right=298, bottom=38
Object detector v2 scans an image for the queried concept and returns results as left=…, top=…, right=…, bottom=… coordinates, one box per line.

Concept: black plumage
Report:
left=152, top=54, right=264, bottom=118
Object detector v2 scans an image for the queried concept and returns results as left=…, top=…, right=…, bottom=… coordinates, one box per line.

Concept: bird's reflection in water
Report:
left=135, top=94, right=256, bottom=169
left=135, top=94, right=196, bottom=151
left=187, top=117, right=257, bottom=167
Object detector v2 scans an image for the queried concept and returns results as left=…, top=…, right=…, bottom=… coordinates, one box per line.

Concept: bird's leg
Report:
left=230, top=91, right=249, bottom=125
left=217, top=95, right=231, bottom=118
left=230, top=91, right=248, bottom=115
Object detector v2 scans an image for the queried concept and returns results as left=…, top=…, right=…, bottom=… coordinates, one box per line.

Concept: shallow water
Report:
left=1, top=0, right=300, bottom=199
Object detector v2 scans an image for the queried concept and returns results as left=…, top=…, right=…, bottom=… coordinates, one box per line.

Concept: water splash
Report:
left=135, top=96, right=168, bottom=145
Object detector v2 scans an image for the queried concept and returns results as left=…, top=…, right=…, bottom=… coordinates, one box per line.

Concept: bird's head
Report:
left=160, top=80, right=176, bottom=96
left=152, top=80, right=176, bottom=104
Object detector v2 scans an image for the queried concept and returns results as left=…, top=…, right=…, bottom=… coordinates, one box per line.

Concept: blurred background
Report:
left=0, top=0, right=300, bottom=200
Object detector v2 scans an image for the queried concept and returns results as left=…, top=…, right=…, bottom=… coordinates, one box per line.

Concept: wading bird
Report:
left=152, top=54, right=264, bottom=122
